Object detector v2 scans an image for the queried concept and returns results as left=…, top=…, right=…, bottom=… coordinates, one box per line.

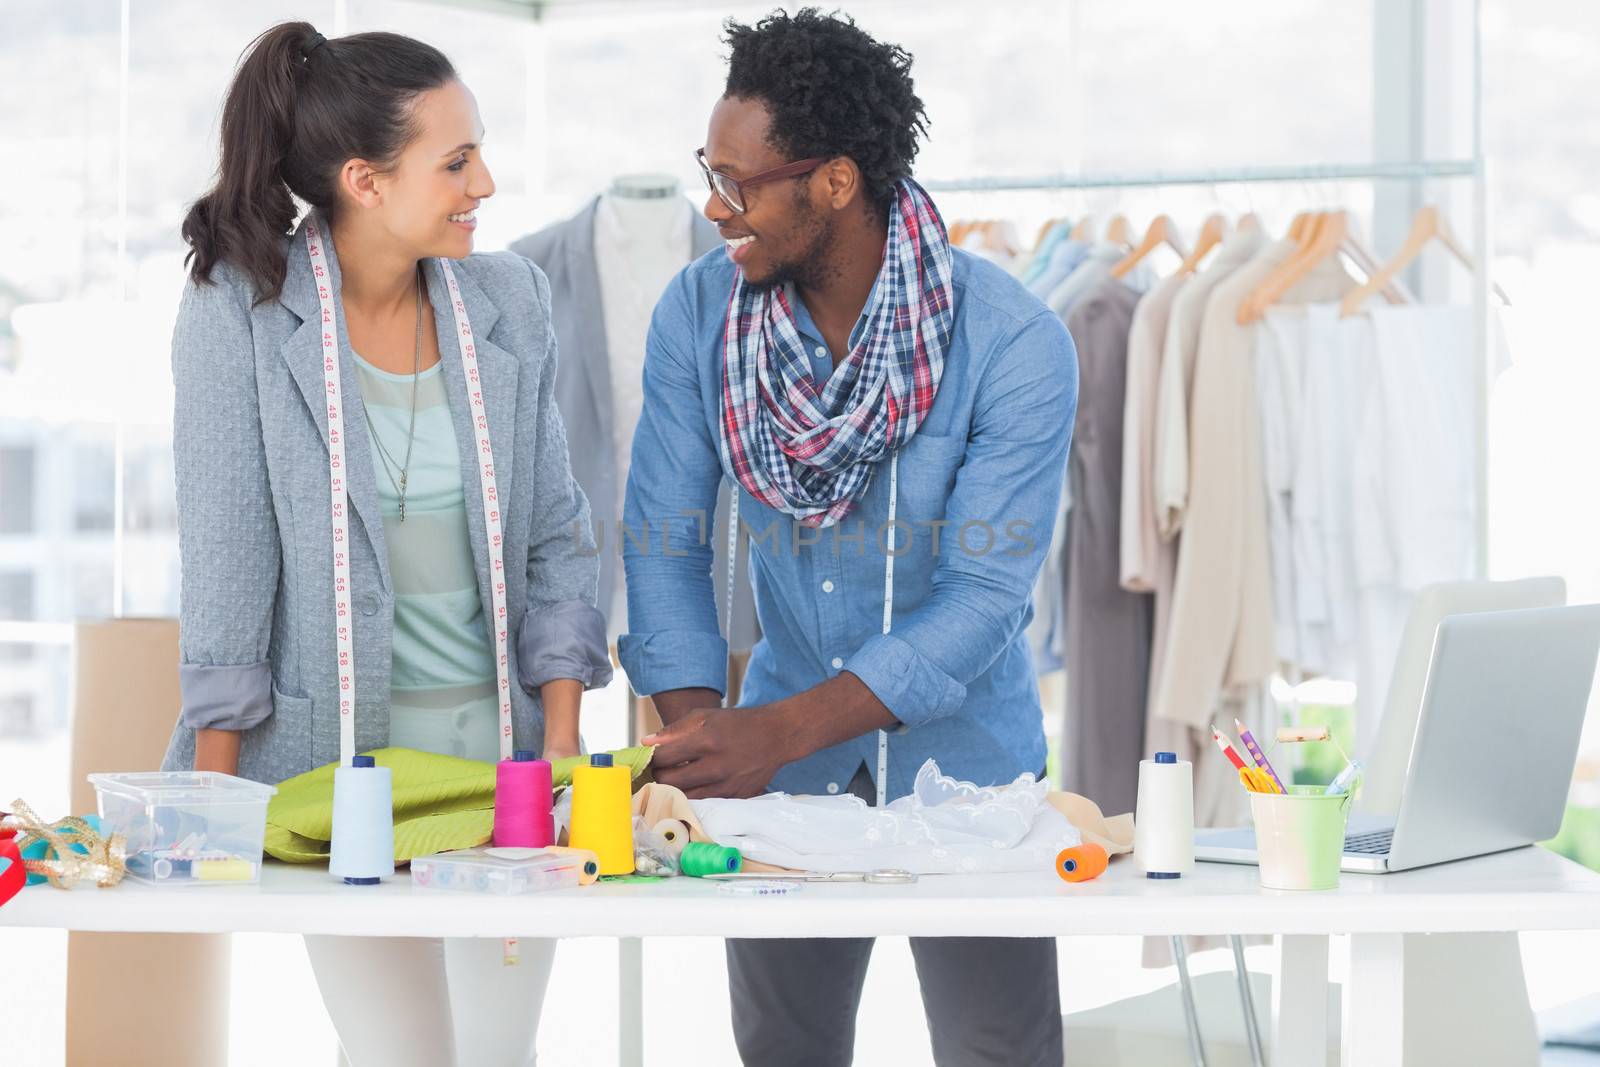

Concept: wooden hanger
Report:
left=1239, top=210, right=1349, bottom=324
left=1236, top=212, right=1263, bottom=235
left=1339, top=205, right=1510, bottom=317
left=1175, top=213, right=1228, bottom=275
left=1070, top=216, right=1096, bottom=241
left=1033, top=217, right=1063, bottom=249
left=1286, top=210, right=1315, bottom=244
left=1342, top=230, right=1412, bottom=306
left=1111, top=215, right=1190, bottom=278
left=1105, top=214, right=1134, bottom=246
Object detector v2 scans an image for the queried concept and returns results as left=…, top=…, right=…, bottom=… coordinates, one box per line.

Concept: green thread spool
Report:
left=678, top=841, right=742, bottom=877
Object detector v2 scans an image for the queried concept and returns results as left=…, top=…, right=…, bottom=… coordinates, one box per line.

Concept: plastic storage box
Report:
left=89, top=771, right=277, bottom=886
left=412, top=847, right=584, bottom=895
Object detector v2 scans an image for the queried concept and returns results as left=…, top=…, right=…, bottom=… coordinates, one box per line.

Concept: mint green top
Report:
left=356, top=355, right=499, bottom=761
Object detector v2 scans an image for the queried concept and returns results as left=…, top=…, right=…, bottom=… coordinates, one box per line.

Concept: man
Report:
left=620, top=9, right=1077, bottom=1066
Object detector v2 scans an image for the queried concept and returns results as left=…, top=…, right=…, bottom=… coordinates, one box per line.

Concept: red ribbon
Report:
left=0, top=837, right=24, bottom=907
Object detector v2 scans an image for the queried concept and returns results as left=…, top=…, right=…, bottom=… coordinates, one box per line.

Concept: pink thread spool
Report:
left=494, top=750, right=554, bottom=848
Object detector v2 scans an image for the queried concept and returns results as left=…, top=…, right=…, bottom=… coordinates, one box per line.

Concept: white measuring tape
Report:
left=305, top=221, right=515, bottom=768
left=726, top=452, right=898, bottom=810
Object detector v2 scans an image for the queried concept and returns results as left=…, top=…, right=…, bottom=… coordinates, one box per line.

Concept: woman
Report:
left=160, top=22, right=611, bottom=1065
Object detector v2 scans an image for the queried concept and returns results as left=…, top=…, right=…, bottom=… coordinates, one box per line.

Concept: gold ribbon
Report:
left=1, top=798, right=127, bottom=890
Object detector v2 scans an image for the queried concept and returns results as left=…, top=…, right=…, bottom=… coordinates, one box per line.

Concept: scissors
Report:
left=704, top=869, right=919, bottom=884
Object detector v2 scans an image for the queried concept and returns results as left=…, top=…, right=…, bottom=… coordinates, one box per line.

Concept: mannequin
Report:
left=594, top=175, right=693, bottom=629
left=511, top=178, right=760, bottom=661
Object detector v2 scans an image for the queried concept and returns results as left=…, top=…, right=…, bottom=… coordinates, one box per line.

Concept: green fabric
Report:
left=263, top=746, right=655, bottom=864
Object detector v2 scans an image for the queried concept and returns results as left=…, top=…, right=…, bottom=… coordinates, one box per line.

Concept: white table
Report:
left=6, top=845, right=1597, bottom=1066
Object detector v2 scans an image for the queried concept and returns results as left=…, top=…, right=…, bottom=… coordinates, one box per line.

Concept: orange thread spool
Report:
left=1055, top=843, right=1108, bottom=883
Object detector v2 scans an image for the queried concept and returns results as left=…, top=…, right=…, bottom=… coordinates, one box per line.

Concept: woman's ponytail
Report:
left=181, top=22, right=315, bottom=305
left=181, top=22, right=456, bottom=305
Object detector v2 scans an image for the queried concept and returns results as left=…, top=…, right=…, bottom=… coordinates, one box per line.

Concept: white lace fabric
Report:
left=690, top=760, right=1082, bottom=874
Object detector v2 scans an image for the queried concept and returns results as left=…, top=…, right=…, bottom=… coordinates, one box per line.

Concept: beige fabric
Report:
left=69, top=619, right=231, bottom=1067
left=1119, top=272, right=1188, bottom=594
left=1152, top=242, right=1356, bottom=730
left=1044, top=792, right=1134, bottom=857
left=1152, top=230, right=1266, bottom=542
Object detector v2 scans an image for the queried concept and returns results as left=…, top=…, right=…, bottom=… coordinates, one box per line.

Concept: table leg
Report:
left=620, top=937, right=643, bottom=1067
left=1272, top=934, right=1329, bottom=1067
left=1342, top=932, right=1405, bottom=1067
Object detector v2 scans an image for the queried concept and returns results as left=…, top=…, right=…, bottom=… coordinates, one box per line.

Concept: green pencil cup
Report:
left=1248, top=786, right=1352, bottom=891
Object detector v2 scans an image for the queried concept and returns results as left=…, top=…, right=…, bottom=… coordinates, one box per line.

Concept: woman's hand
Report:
left=540, top=677, right=584, bottom=764
left=541, top=741, right=581, bottom=763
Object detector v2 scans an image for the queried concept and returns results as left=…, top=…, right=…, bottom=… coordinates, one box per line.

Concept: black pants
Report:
left=725, top=765, right=1064, bottom=1067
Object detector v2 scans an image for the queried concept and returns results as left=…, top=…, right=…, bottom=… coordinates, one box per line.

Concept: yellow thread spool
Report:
left=569, top=754, right=634, bottom=875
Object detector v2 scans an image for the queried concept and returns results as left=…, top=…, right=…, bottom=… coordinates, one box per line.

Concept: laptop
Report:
left=1195, top=604, right=1600, bottom=874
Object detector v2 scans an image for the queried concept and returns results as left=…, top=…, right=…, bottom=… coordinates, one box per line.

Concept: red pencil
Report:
left=1211, top=725, right=1248, bottom=771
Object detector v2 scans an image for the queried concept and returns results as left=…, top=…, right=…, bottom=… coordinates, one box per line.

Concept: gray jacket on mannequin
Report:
left=161, top=214, right=612, bottom=784
left=512, top=198, right=760, bottom=652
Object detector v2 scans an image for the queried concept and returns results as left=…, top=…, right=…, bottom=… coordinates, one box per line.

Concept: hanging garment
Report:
left=1256, top=309, right=1336, bottom=675
left=1119, top=272, right=1189, bottom=593
left=1062, top=276, right=1154, bottom=817
left=1152, top=241, right=1356, bottom=726
left=1347, top=304, right=1507, bottom=745
left=1027, top=236, right=1093, bottom=300
left=1285, top=306, right=1371, bottom=678
left=1029, top=246, right=1153, bottom=675
left=511, top=200, right=759, bottom=649
left=1045, top=242, right=1124, bottom=318
left=1141, top=231, right=1266, bottom=806
left=1152, top=241, right=1355, bottom=829
left=1152, top=228, right=1267, bottom=543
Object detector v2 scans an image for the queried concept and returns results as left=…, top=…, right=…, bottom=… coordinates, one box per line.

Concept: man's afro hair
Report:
left=722, top=8, right=930, bottom=218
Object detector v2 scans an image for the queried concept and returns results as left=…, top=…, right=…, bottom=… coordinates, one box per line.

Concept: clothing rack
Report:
left=929, top=153, right=1494, bottom=586
left=921, top=158, right=1478, bottom=193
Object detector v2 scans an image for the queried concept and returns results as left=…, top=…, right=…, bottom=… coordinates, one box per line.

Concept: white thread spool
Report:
left=329, top=755, right=395, bottom=885
left=1133, top=752, right=1194, bottom=879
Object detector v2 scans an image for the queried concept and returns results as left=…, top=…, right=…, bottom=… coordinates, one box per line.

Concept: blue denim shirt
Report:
left=620, top=245, right=1078, bottom=800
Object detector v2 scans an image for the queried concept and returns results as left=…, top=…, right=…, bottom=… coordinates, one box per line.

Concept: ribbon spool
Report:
left=652, top=818, right=690, bottom=854
left=678, top=841, right=742, bottom=878
left=3, top=801, right=126, bottom=890
left=1055, top=843, right=1108, bottom=883
left=0, top=836, right=25, bottom=906
left=494, top=750, right=554, bottom=848
left=544, top=846, right=601, bottom=886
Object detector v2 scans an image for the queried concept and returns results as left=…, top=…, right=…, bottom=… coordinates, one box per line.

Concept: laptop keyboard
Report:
left=1343, top=829, right=1394, bottom=855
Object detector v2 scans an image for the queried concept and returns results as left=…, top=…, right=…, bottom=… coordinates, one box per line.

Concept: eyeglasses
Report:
left=695, top=148, right=827, bottom=214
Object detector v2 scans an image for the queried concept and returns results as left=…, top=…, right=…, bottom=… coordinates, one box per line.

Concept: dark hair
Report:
left=181, top=22, right=457, bottom=304
left=721, top=8, right=928, bottom=219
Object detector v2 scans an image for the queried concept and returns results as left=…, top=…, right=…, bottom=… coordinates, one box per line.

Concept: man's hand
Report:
left=642, top=672, right=898, bottom=798
left=643, top=705, right=798, bottom=799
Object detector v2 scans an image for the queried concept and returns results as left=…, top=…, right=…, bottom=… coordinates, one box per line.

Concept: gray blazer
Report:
left=511, top=200, right=760, bottom=650
left=161, top=214, right=612, bottom=785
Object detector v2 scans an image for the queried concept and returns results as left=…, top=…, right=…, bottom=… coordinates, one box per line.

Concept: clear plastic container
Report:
left=411, top=847, right=584, bottom=895
left=89, top=771, right=277, bottom=887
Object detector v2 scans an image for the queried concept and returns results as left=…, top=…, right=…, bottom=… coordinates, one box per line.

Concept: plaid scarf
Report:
left=718, top=178, right=955, bottom=528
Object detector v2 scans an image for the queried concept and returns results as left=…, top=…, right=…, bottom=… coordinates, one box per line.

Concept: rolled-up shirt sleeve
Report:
left=172, top=264, right=281, bottom=733
left=844, top=311, right=1078, bottom=728
left=617, top=274, right=730, bottom=698
left=519, top=258, right=613, bottom=692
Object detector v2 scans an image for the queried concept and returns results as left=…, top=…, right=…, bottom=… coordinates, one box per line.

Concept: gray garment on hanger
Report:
left=512, top=200, right=761, bottom=651
left=1061, top=274, right=1154, bottom=818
